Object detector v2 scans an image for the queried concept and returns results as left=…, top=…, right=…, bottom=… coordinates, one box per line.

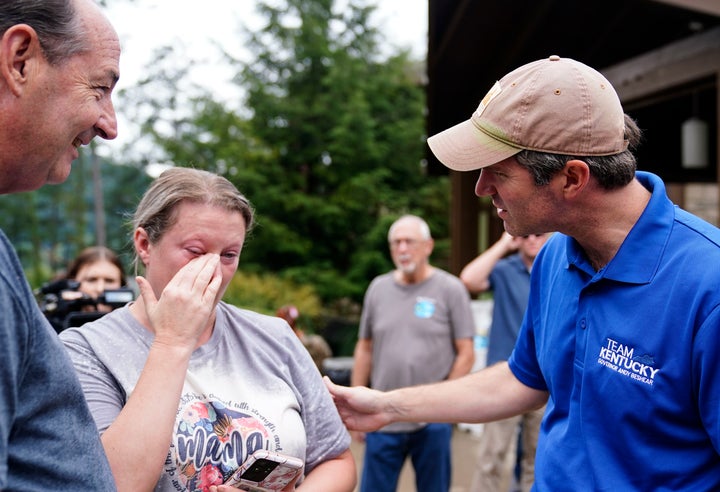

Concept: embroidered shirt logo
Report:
left=597, top=338, right=659, bottom=386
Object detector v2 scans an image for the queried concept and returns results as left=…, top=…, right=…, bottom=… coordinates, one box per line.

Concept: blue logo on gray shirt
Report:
left=414, top=297, right=436, bottom=319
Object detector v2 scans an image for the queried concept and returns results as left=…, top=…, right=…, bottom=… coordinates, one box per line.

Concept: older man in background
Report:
left=351, top=215, right=475, bottom=492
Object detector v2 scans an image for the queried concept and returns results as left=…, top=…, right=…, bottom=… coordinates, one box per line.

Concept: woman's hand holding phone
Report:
left=220, top=450, right=304, bottom=491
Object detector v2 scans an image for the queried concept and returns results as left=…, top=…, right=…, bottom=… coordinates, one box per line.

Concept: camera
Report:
left=36, top=279, right=134, bottom=333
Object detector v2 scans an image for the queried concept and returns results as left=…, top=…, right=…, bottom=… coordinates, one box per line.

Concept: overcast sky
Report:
left=100, top=0, right=427, bottom=155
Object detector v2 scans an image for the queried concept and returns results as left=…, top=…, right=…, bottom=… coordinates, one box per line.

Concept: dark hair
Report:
left=66, top=246, right=127, bottom=286
left=0, top=0, right=87, bottom=65
left=515, top=114, right=643, bottom=190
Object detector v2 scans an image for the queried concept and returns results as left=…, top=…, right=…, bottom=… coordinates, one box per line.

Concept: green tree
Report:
left=0, top=156, right=150, bottom=289
left=128, top=0, right=448, bottom=307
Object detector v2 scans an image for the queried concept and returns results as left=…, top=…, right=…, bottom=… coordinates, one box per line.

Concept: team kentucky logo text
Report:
left=597, top=337, right=659, bottom=386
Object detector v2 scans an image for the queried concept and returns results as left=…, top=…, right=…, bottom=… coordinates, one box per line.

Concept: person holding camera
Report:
left=40, top=246, right=133, bottom=332
left=65, top=246, right=129, bottom=313
left=60, top=168, right=355, bottom=492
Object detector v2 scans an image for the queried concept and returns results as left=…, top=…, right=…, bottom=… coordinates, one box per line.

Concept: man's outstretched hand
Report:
left=323, top=377, right=394, bottom=432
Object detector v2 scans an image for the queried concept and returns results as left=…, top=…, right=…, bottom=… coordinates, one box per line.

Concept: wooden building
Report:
left=426, top=0, right=720, bottom=273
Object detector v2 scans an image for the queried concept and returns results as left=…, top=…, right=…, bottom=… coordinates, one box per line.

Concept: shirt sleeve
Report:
left=60, top=329, right=125, bottom=433
left=694, top=303, right=720, bottom=453
left=447, top=275, right=476, bottom=340
left=507, top=276, right=547, bottom=391
left=0, top=268, right=28, bottom=488
left=357, top=277, right=379, bottom=340
left=289, top=334, right=351, bottom=473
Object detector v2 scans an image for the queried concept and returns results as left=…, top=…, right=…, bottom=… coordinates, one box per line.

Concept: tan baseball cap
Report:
left=427, top=55, right=629, bottom=171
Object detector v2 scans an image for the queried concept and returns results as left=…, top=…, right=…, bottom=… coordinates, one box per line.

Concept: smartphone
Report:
left=224, top=450, right=304, bottom=491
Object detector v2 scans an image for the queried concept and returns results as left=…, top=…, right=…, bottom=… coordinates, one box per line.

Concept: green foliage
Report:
left=96, top=0, right=449, bottom=315
left=222, top=270, right=321, bottom=320
left=0, top=0, right=453, bottom=341
left=0, top=151, right=150, bottom=289
left=221, top=270, right=359, bottom=356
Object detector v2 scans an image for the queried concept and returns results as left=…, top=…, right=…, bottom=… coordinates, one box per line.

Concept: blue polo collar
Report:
left=565, top=171, right=672, bottom=284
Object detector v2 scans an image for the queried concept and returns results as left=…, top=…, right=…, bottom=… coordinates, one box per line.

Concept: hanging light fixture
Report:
left=681, top=91, right=708, bottom=169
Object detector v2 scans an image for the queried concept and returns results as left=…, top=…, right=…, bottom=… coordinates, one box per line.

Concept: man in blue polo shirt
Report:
left=326, top=56, right=720, bottom=491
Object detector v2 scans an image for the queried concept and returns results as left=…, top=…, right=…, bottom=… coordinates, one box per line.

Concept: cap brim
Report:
left=427, top=119, right=522, bottom=171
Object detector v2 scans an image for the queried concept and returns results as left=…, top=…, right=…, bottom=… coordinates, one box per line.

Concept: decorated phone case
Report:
left=224, top=450, right=304, bottom=491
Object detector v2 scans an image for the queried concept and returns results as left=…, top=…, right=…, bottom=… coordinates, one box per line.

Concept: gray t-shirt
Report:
left=359, top=269, right=475, bottom=432
left=61, top=302, right=349, bottom=491
left=0, top=231, right=116, bottom=491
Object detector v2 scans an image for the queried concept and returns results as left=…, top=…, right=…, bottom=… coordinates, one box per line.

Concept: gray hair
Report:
left=0, top=0, right=88, bottom=66
left=131, top=167, right=255, bottom=270
left=515, top=114, right=643, bottom=190
left=388, top=215, right=432, bottom=241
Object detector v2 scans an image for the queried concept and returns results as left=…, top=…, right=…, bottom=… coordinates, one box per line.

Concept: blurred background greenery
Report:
left=0, top=0, right=448, bottom=356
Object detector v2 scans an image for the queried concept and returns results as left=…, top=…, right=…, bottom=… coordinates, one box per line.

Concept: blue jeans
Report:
left=360, top=423, right=453, bottom=492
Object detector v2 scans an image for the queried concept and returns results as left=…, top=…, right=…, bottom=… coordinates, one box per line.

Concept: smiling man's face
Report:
left=3, top=0, right=120, bottom=193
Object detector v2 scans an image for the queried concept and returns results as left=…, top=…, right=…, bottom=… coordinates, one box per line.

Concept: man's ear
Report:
left=562, top=159, right=591, bottom=198
left=425, top=237, right=435, bottom=257
left=0, top=24, right=40, bottom=96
